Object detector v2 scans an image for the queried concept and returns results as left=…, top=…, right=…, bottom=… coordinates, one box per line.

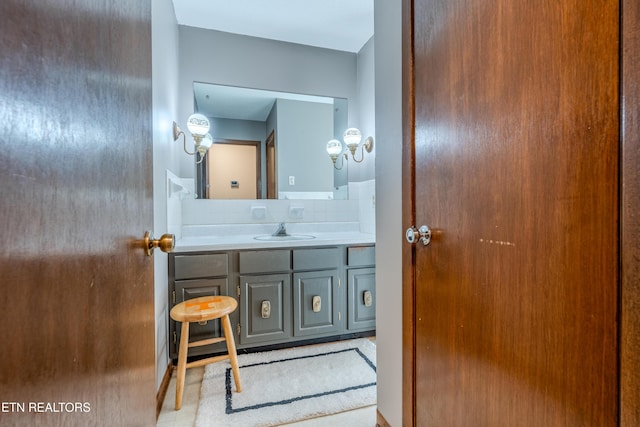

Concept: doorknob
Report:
left=143, top=231, right=175, bottom=256
left=406, top=225, right=431, bottom=246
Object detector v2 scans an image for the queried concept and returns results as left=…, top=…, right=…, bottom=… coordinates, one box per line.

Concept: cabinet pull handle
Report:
left=363, top=290, right=373, bottom=307
left=261, top=300, right=271, bottom=319
left=312, top=295, right=322, bottom=313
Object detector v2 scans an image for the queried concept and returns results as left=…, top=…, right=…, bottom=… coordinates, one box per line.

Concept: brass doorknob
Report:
left=143, top=231, right=175, bottom=256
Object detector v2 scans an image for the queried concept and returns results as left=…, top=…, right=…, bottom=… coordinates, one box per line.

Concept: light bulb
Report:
left=326, top=139, right=343, bottom=156
left=200, top=133, right=213, bottom=149
left=343, top=128, right=362, bottom=148
left=186, top=113, right=210, bottom=137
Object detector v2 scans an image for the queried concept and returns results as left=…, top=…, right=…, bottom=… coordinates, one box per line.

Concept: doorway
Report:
left=266, top=131, right=276, bottom=199
left=207, top=139, right=262, bottom=199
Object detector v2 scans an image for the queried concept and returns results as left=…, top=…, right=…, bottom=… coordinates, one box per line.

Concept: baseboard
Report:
left=377, top=409, right=392, bottom=427
left=156, top=362, right=173, bottom=420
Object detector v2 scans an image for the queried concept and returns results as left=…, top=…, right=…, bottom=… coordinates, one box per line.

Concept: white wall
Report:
left=152, top=0, right=180, bottom=391
left=351, top=36, right=376, bottom=183
left=351, top=36, right=376, bottom=236
left=374, top=0, right=403, bottom=425
left=276, top=99, right=335, bottom=194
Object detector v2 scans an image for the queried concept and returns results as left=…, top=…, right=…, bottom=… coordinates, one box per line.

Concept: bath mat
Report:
left=194, top=338, right=376, bottom=427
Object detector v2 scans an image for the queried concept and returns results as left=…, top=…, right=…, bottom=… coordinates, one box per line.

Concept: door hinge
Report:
left=172, top=290, right=176, bottom=304
left=339, top=311, right=342, bottom=321
left=237, top=285, right=241, bottom=298
left=172, top=331, right=177, bottom=344
left=338, top=277, right=341, bottom=288
left=237, top=324, right=241, bottom=337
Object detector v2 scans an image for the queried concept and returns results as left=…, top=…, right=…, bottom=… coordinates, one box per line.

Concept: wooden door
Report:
left=621, top=2, right=640, bottom=425
left=0, top=1, right=155, bottom=426
left=402, top=1, right=620, bottom=425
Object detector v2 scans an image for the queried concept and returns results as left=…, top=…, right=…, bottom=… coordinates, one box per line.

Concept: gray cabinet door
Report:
left=171, top=278, right=229, bottom=358
left=293, top=270, right=340, bottom=337
left=347, top=268, right=376, bottom=331
left=239, top=273, right=292, bottom=345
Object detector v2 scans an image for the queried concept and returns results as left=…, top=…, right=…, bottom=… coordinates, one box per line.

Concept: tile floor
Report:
left=156, top=350, right=377, bottom=427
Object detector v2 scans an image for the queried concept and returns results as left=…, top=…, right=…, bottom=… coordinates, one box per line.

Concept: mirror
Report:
left=193, top=83, right=348, bottom=200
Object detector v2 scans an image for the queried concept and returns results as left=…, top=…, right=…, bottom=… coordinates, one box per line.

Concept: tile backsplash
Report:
left=168, top=171, right=375, bottom=236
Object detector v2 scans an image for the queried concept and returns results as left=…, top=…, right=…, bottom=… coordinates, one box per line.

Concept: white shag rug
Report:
left=195, top=338, right=377, bottom=427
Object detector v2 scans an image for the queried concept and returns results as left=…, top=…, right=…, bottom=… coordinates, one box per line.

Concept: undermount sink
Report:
left=253, top=234, right=316, bottom=241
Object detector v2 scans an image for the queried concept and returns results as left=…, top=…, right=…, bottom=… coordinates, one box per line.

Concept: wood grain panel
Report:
left=0, top=0, right=154, bottom=425
left=408, top=0, right=619, bottom=425
left=621, top=1, right=640, bottom=425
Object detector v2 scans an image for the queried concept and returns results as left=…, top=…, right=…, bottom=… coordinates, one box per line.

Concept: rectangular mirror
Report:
left=193, top=83, right=348, bottom=200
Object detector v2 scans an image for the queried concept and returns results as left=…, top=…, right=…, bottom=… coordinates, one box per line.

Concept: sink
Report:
left=254, top=234, right=316, bottom=241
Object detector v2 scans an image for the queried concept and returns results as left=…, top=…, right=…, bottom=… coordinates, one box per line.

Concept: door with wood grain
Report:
left=403, top=0, right=620, bottom=425
left=0, top=0, right=155, bottom=426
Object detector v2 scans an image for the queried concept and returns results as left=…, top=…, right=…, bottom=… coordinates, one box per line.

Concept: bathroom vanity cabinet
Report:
left=170, top=253, right=231, bottom=358
left=168, top=244, right=375, bottom=360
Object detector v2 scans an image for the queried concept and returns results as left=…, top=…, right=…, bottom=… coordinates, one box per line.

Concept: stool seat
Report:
left=170, top=295, right=237, bottom=323
left=170, top=295, right=242, bottom=410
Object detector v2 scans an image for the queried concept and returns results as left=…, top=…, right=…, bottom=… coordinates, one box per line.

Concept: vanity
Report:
left=167, top=224, right=376, bottom=360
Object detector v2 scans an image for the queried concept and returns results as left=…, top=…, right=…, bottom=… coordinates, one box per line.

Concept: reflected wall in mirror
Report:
left=194, top=83, right=348, bottom=200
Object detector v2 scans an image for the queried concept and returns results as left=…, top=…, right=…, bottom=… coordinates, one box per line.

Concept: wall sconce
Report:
left=326, top=127, right=374, bottom=170
left=173, top=113, right=213, bottom=164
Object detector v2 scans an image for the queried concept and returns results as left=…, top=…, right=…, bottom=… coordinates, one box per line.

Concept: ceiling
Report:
left=171, top=0, right=374, bottom=53
left=193, top=83, right=334, bottom=122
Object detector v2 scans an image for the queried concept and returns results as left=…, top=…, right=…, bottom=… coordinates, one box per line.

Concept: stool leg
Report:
left=221, top=314, right=242, bottom=392
left=175, top=321, right=190, bottom=410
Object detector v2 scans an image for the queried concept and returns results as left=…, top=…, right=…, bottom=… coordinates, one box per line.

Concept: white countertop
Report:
left=174, top=222, right=375, bottom=252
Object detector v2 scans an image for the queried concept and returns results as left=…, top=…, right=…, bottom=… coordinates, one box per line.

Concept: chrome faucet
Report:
left=272, top=222, right=288, bottom=236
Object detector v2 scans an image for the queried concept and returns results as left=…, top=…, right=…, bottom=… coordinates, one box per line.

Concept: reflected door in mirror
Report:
left=266, top=131, right=276, bottom=199
left=208, top=140, right=261, bottom=199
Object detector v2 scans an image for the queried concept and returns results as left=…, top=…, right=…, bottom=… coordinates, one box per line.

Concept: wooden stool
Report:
left=170, top=295, right=242, bottom=410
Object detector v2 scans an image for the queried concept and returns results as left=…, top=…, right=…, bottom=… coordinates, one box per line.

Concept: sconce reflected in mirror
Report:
left=326, top=127, right=374, bottom=170
left=173, top=113, right=213, bottom=164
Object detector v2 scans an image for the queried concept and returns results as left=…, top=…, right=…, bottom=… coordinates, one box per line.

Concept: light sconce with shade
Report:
left=326, top=127, right=374, bottom=169
left=173, top=113, right=213, bottom=164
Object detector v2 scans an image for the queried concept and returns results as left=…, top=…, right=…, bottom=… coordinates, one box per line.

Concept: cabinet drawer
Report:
left=239, top=250, right=290, bottom=274
left=174, top=253, right=228, bottom=279
left=347, top=246, right=375, bottom=267
left=293, top=247, right=339, bottom=271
